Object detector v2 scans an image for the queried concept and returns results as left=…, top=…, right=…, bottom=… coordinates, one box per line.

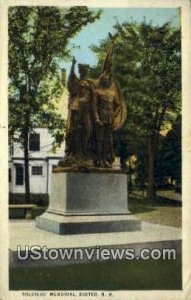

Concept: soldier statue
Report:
left=61, top=58, right=95, bottom=168
left=59, top=34, right=127, bottom=170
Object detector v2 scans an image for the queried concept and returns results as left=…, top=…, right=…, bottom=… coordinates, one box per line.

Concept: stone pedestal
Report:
left=36, top=171, right=141, bottom=234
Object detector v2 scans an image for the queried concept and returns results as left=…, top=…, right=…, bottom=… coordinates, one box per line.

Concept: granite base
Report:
left=36, top=171, right=141, bottom=234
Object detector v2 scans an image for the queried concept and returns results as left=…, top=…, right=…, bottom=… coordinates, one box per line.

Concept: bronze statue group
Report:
left=60, top=37, right=127, bottom=170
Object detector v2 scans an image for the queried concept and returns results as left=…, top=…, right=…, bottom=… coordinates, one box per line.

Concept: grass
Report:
left=10, top=254, right=182, bottom=290
left=128, top=192, right=182, bottom=228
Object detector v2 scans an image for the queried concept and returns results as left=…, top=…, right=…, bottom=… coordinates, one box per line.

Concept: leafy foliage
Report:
left=91, top=21, right=181, bottom=137
left=90, top=21, right=181, bottom=195
left=9, top=6, right=101, bottom=144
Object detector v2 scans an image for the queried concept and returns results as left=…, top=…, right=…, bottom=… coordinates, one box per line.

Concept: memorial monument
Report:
left=36, top=35, right=141, bottom=234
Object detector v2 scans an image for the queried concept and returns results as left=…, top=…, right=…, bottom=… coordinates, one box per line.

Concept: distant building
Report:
left=9, top=70, right=68, bottom=197
left=9, top=127, right=65, bottom=195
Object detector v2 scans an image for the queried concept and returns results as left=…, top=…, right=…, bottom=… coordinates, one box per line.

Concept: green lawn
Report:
left=10, top=254, right=182, bottom=290
left=128, top=193, right=182, bottom=228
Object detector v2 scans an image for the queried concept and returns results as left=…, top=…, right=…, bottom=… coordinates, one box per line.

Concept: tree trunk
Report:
left=128, top=157, right=132, bottom=193
left=147, top=134, right=158, bottom=201
left=23, top=128, right=30, bottom=203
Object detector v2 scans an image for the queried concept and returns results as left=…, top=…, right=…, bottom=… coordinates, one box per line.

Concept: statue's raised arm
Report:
left=67, top=57, right=79, bottom=96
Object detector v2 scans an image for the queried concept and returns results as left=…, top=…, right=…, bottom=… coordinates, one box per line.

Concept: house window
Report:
left=32, top=166, right=43, bottom=176
left=9, top=168, right=12, bottom=182
left=15, top=165, right=24, bottom=185
left=29, top=133, right=40, bottom=151
left=9, top=142, right=14, bottom=156
left=52, top=165, right=58, bottom=171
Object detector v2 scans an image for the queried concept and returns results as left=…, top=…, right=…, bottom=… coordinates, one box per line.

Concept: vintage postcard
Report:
left=0, top=0, right=191, bottom=299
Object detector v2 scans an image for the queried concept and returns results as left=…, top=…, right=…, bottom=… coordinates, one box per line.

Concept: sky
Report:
left=61, top=7, right=180, bottom=76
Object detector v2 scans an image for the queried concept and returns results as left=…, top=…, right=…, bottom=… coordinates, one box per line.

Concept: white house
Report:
left=9, top=71, right=68, bottom=196
left=9, top=127, right=65, bottom=195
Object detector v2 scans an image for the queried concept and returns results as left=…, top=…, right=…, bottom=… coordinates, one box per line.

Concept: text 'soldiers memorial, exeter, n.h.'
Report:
left=36, top=34, right=141, bottom=234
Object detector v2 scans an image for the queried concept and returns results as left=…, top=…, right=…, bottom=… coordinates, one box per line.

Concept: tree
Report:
left=90, top=21, right=181, bottom=200
left=9, top=6, right=101, bottom=203
left=156, top=115, right=181, bottom=185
